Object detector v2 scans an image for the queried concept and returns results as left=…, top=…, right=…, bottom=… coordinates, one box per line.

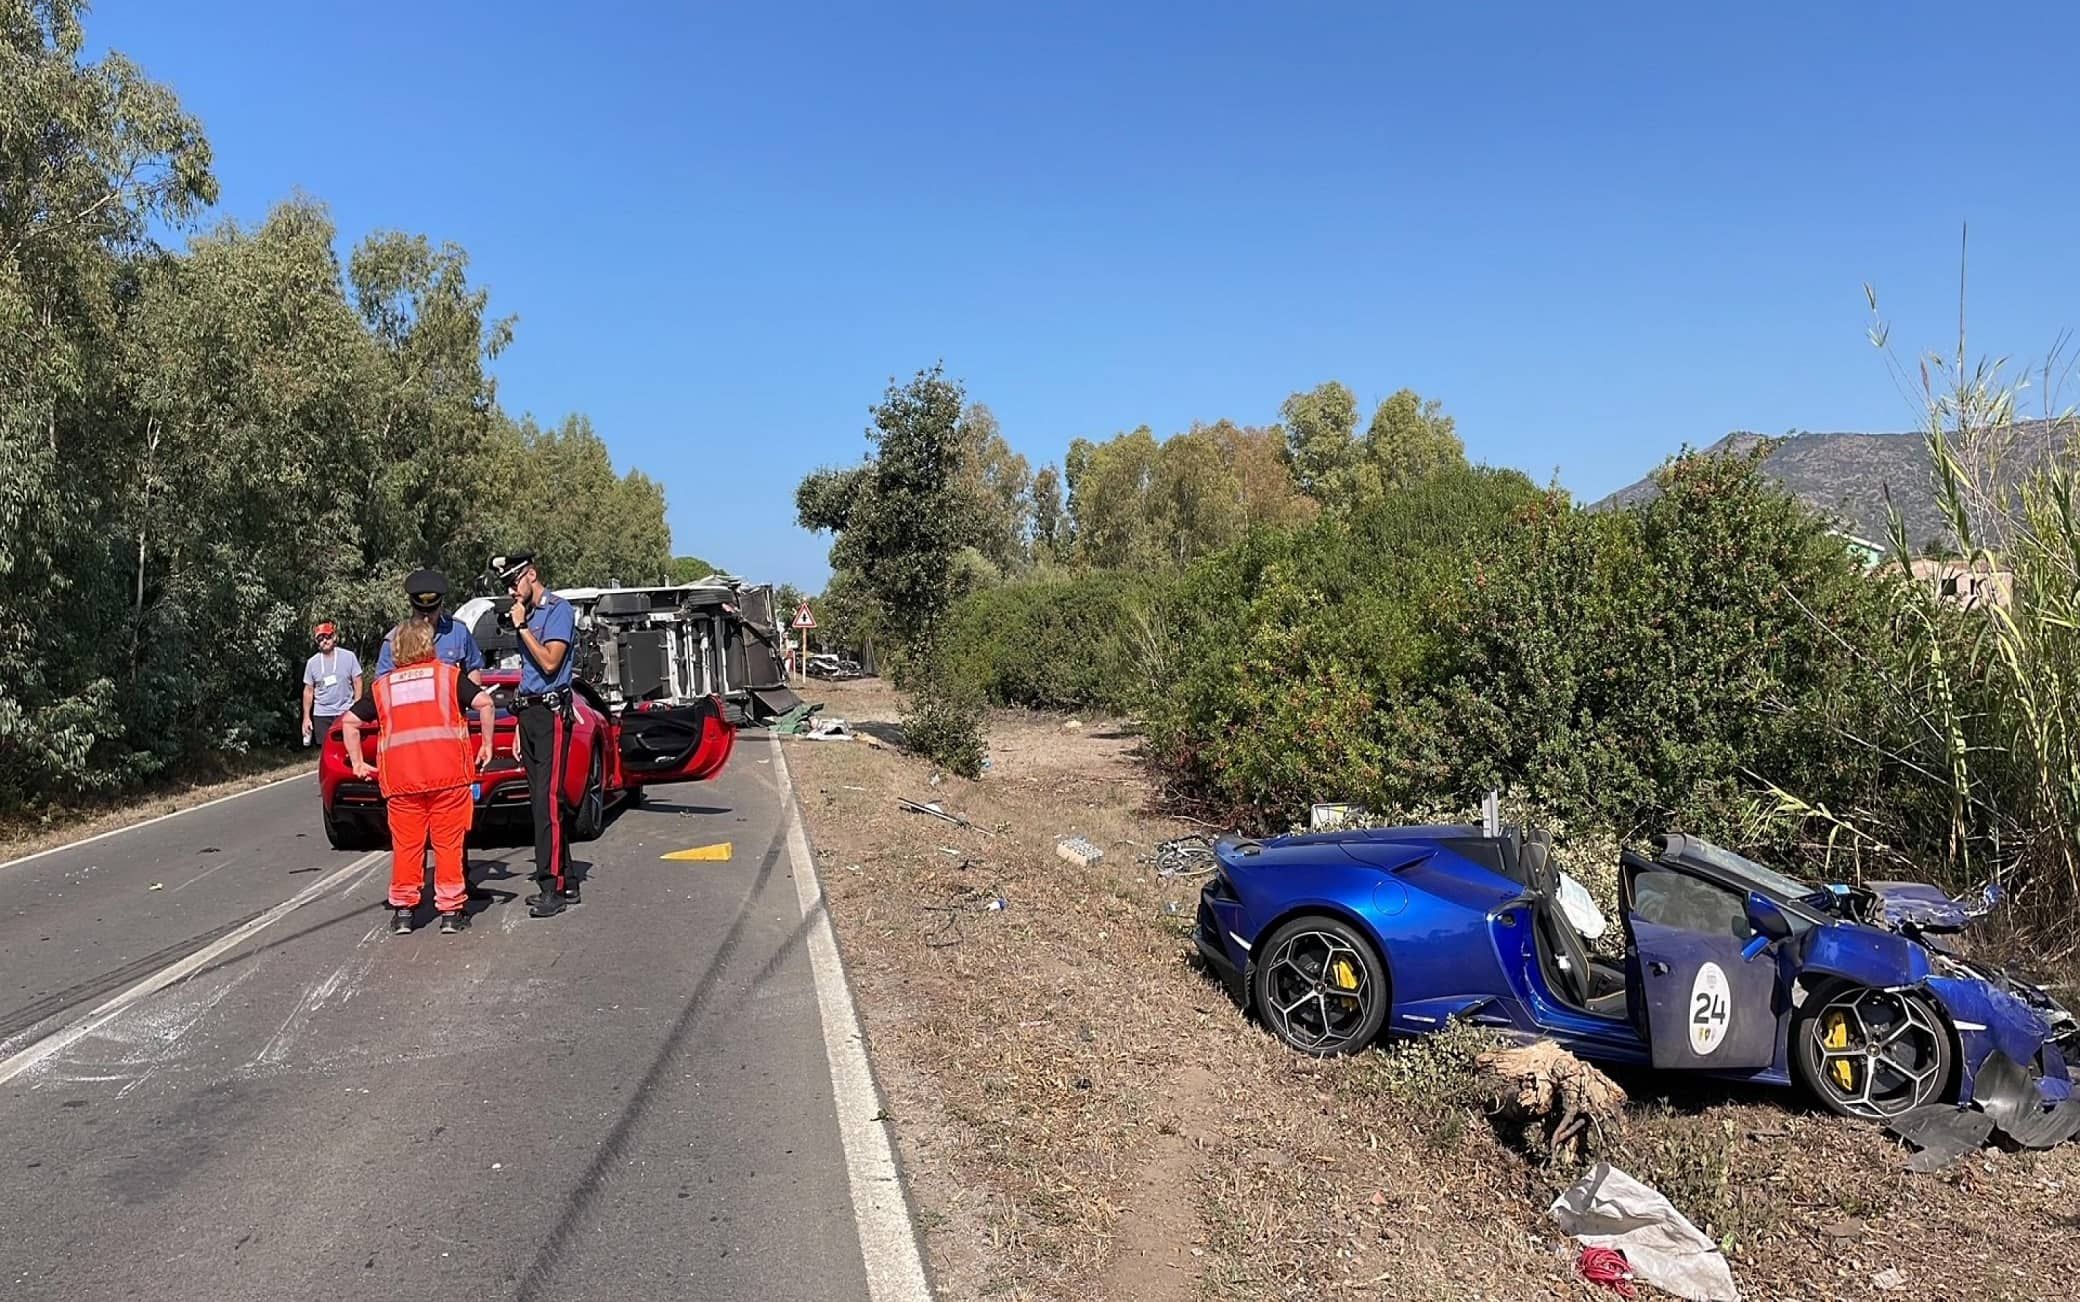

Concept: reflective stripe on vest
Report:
left=373, top=663, right=474, bottom=797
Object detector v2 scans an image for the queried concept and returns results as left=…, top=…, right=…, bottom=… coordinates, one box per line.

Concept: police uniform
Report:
left=375, top=570, right=486, bottom=682
left=493, top=552, right=581, bottom=916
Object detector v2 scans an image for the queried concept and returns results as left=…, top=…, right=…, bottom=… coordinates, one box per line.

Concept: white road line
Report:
left=0, top=848, right=385, bottom=1088
left=0, top=771, right=314, bottom=875
left=772, top=739, right=934, bottom=1302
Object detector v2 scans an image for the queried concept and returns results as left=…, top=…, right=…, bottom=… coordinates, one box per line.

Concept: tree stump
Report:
left=1478, top=1039, right=1627, bottom=1164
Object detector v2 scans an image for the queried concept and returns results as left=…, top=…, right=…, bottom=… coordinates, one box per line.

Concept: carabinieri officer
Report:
left=492, top=551, right=580, bottom=918
left=374, top=569, right=486, bottom=686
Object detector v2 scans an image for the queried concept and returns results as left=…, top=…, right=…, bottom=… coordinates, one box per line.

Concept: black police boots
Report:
left=525, top=883, right=578, bottom=915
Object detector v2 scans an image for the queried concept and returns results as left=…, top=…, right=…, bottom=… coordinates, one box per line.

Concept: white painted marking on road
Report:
left=0, top=848, right=385, bottom=1088
left=771, top=740, right=933, bottom=1302
left=0, top=771, right=314, bottom=875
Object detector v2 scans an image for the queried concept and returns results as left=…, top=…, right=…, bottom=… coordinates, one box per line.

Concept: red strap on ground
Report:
left=1577, top=1245, right=1636, bottom=1297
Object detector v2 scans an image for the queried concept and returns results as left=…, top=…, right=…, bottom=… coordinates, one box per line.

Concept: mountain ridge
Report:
left=1590, top=420, right=2079, bottom=549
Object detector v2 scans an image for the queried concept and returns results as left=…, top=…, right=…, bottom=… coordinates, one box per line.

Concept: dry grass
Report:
left=788, top=679, right=2080, bottom=1302
left=0, top=748, right=308, bottom=863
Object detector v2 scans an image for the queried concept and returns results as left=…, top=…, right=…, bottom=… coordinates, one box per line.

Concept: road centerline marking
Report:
left=771, top=737, right=933, bottom=1302
left=0, top=848, right=386, bottom=1088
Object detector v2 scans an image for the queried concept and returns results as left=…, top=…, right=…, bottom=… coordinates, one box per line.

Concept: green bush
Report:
left=903, top=671, right=989, bottom=778
left=942, top=569, right=1169, bottom=713
left=1143, top=465, right=1540, bottom=827
left=1442, top=449, right=1889, bottom=842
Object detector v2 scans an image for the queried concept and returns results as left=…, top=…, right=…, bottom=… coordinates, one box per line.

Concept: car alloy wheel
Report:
left=1796, top=984, right=1952, bottom=1120
left=1252, top=916, right=1388, bottom=1056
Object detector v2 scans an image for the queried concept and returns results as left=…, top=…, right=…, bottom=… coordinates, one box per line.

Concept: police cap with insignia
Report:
left=491, top=551, right=536, bottom=588
left=404, top=568, right=449, bottom=611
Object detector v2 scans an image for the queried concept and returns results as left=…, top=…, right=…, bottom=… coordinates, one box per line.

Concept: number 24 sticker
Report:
left=1689, top=962, right=1731, bottom=1055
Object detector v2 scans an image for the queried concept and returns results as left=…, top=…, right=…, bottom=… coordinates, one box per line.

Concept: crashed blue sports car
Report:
left=1195, top=823, right=2079, bottom=1126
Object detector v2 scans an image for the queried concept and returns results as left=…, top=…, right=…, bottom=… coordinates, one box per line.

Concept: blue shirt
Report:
left=375, top=614, right=485, bottom=679
left=519, top=594, right=576, bottom=694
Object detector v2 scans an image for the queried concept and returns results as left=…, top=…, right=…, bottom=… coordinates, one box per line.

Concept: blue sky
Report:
left=93, top=1, right=2080, bottom=588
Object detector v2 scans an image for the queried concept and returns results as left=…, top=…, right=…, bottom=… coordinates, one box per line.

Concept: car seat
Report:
left=1524, top=841, right=1627, bottom=1017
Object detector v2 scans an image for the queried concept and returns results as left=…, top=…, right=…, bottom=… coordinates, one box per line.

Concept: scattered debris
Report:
left=1550, top=1162, right=1739, bottom=1302
left=1885, top=1050, right=2080, bottom=1170
left=1870, top=1266, right=1907, bottom=1292
left=802, top=717, right=855, bottom=741
left=1309, top=802, right=1371, bottom=830
left=1479, top=1040, right=1626, bottom=1164
left=1154, top=835, right=1216, bottom=879
left=1062, top=719, right=1082, bottom=731
left=768, top=701, right=825, bottom=735
left=147, top=882, right=164, bottom=891
left=1056, top=835, right=1104, bottom=868
left=1576, top=1245, right=1637, bottom=1297
left=897, top=796, right=994, bottom=836
left=919, top=884, right=1008, bottom=947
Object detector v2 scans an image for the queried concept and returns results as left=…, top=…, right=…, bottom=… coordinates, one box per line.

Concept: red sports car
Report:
left=318, top=669, right=734, bottom=849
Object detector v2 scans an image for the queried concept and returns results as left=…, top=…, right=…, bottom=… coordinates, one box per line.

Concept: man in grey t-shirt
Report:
left=301, top=621, right=364, bottom=747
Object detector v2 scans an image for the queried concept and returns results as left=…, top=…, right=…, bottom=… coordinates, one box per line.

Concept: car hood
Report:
left=1856, top=880, right=1999, bottom=935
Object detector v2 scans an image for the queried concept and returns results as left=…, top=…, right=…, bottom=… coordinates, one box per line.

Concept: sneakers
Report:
left=525, top=883, right=581, bottom=909
left=391, top=907, right=414, bottom=934
left=438, top=911, right=469, bottom=935
left=527, top=889, right=569, bottom=918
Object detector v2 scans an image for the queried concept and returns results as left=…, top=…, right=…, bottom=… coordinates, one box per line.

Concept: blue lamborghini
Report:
left=1194, top=824, right=2078, bottom=1123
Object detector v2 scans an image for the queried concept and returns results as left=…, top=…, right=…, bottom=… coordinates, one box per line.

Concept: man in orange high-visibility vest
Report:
left=341, top=616, right=496, bottom=935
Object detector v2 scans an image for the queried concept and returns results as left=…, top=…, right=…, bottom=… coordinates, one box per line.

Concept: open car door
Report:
left=1621, top=852, right=1780, bottom=1071
left=617, top=695, right=734, bottom=785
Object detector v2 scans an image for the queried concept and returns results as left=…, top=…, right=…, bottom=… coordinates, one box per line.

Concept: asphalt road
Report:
left=0, top=737, right=905, bottom=1301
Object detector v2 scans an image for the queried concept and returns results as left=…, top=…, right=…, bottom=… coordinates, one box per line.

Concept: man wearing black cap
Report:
left=374, top=568, right=486, bottom=685
left=492, top=551, right=580, bottom=917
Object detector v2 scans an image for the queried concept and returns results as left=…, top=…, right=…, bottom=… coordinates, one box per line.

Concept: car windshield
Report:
left=1680, top=838, right=1817, bottom=900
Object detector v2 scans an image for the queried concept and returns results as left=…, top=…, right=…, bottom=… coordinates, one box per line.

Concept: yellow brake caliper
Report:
left=1330, top=957, right=1362, bottom=1009
left=1822, top=1010, right=1856, bottom=1091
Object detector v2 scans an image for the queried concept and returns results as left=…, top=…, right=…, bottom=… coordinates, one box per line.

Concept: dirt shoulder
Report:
left=0, top=749, right=308, bottom=864
left=786, top=679, right=2080, bottom=1302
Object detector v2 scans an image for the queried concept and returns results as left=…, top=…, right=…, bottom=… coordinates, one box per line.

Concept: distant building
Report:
left=1831, top=530, right=1887, bottom=571
left=1889, top=557, right=2013, bottom=610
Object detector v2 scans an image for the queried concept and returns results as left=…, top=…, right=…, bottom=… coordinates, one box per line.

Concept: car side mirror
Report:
left=1742, top=891, right=1793, bottom=962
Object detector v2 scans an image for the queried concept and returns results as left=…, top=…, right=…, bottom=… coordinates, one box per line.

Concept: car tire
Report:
left=1792, top=980, right=1955, bottom=1121
left=1250, top=914, right=1391, bottom=1056
left=572, top=748, right=606, bottom=842
left=324, top=807, right=375, bottom=852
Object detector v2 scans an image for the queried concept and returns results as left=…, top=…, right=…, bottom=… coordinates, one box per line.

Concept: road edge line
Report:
left=0, top=770, right=315, bottom=875
left=0, top=847, right=385, bottom=1087
left=772, top=739, right=935, bottom=1302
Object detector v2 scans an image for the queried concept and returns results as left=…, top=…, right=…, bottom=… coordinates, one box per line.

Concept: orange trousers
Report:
left=386, top=785, right=472, bottom=913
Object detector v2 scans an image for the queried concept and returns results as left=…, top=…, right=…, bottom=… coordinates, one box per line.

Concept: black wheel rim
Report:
left=1263, top=929, right=1375, bottom=1051
left=1807, top=987, right=1947, bottom=1119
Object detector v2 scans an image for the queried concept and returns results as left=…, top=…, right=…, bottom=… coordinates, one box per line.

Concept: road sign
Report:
left=791, top=603, right=816, bottom=629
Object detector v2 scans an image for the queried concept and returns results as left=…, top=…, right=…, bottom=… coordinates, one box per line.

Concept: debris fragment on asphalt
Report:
left=1550, top=1161, right=1739, bottom=1301
left=147, top=882, right=164, bottom=891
